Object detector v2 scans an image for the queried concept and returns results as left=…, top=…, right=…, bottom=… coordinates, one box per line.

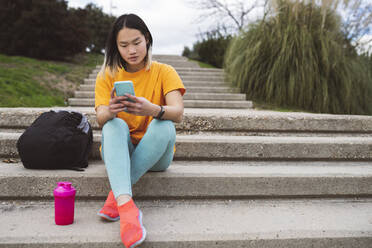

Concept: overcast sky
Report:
left=67, top=0, right=218, bottom=55
left=67, top=0, right=371, bottom=55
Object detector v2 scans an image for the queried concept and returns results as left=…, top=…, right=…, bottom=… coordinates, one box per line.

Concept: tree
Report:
left=182, top=46, right=191, bottom=57
left=188, top=0, right=267, bottom=32
left=0, top=0, right=32, bottom=55
left=82, top=3, right=116, bottom=54
left=340, top=0, right=372, bottom=52
left=0, top=0, right=90, bottom=60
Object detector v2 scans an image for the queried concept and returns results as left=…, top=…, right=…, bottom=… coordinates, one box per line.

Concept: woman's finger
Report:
left=125, top=107, right=139, bottom=114
left=110, top=88, right=115, bottom=99
left=109, top=103, right=124, bottom=110
left=116, top=96, right=128, bottom=101
left=121, top=99, right=136, bottom=107
left=125, top=94, right=138, bottom=103
left=110, top=96, right=127, bottom=105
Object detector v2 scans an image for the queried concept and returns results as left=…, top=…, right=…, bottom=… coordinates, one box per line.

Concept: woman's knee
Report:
left=102, top=118, right=129, bottom=136
left=148, top=119, right=176, bottom=138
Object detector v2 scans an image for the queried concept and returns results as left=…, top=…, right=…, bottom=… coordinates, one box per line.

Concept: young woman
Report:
left=94, top=14, right=185, bottom=248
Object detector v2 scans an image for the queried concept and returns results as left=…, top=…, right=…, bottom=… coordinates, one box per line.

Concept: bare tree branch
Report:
left=187, top=0, right=263, bottom=32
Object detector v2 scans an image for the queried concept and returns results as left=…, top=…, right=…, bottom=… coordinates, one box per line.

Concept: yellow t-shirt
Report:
left=95, top=61, right=186, bottom=144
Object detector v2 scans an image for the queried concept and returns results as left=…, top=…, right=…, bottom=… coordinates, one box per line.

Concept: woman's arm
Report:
left=96, top=105, right=115, bottom=128
left=122, top=89, right=184, bottom=123
left=160, top=90, right=184, bottom=123
left=96, top=88, right=130, bottom=128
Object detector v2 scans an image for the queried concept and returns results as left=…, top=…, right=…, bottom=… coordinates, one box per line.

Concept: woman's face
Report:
left=116, top=27, right=148, bottom=72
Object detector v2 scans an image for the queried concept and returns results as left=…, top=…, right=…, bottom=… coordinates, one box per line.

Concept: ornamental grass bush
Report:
left=224, top=0, right=372, bottom=115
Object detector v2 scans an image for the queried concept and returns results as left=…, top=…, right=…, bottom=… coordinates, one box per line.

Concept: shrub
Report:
left=182, top=46, right=191, bottom=57
left=182, top=43, right=201, bottom=61
left=225, top=0, right=372, bottom=115
left=183, top=29, right=232, bottom=68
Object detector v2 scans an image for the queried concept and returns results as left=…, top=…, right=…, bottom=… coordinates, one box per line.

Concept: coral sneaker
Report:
left=97, top=190, right=120, bottom=221
left=118, top=199, right=147, bottom=248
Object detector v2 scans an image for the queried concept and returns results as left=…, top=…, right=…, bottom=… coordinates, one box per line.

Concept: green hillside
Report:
left=0, top=53, right=103, bottom=107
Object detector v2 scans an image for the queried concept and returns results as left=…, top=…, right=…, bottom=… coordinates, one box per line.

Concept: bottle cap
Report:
left=54, top=181, right=76, bottom=197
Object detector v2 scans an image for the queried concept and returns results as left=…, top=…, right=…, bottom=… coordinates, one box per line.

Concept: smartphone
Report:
left=114, top=81, right=135, bottom=102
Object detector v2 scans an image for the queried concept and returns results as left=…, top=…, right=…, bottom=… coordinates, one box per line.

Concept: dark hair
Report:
left=101, top=14, right=153, bottom=76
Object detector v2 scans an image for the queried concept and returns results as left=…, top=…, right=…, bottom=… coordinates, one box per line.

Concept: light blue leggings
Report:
left=101, top=118, right=176, bottom=198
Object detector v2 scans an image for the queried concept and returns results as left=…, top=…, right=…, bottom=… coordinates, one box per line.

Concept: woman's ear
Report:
left=144, top=33, right=150, bottom=44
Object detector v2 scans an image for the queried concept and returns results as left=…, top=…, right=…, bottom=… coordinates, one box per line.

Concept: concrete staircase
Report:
left=1, top=55, right=372, bottom=247
left=68, top=55, right=253, bottom=109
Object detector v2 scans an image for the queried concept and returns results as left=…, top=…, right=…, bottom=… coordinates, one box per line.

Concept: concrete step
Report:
left=152, top=58, right=193, bottom=63
left=1, top=107, right=372, bottom=133
left=89, top=68, right=223, bottom=75
left=68, top=98, right=252, bottom=108
left=73, top=92, right=245, bottom=101
left=188, top=81, right=232, bottom=87
left=153, top=60, right=200, bottom=68
left=179, top=72, right=224, bottom=77
left=1, top=160, right=371, bottom=199
left=91, top=55, right=191, bottom=65
left=83, top=78, right=97, bottom=84
left=83, top=78, right=100, bottom=84
left=80, top=84, right=96, bottom=91
left=184, top=93, right=246, bottom=101
left=4, top=128, right=370, bottom=138
left=77, top=86, right=239, bottom=94
left=183, top=100, right=251, bottom=108
left=88, top=71, right=225, bottom=79
left=174, top=70, right=225, bottom=75
left=93, top=60, right=200, bottom=69
left=91, top=67, right=224, bottom=75
left=79, top=83, right=235, bottom=93
left=2, top=132, right=372, bottom=160
left=74, top=91, right=93, bottom=98
left=173, top=135, right=372, bottom=161
left=173, top=67, right=224, bottom=73
left=87, top=74, right=98, bottom=80
left=180, top=75, right=224, bottom=82
left=83, top=78, right=228, bottom=87
left=185, top=86, right=240, bottom=93
left=1, top=198, right=371, bottom=247
left=174, top=81, right=230, bottom=87
left=152, top=55, right=188, bottom=61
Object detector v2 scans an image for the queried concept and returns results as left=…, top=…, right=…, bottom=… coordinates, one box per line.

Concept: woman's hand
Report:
left=108, top=88, right=129, bottom=114
left=120, top=93, right=159, bottom=116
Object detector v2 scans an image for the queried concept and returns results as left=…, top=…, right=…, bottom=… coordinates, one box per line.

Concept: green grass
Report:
left=188, top=59, right=217, bottom=68
left=253, top=100, right=313, bottom=113
left=0, top=53, right=103, bottom=107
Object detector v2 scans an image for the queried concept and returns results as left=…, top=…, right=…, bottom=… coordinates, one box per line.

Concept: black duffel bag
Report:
left=17, top=110, right=93, bottom=171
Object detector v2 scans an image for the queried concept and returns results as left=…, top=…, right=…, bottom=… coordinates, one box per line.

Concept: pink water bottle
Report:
left=54, top=181, right=76, bottom=225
